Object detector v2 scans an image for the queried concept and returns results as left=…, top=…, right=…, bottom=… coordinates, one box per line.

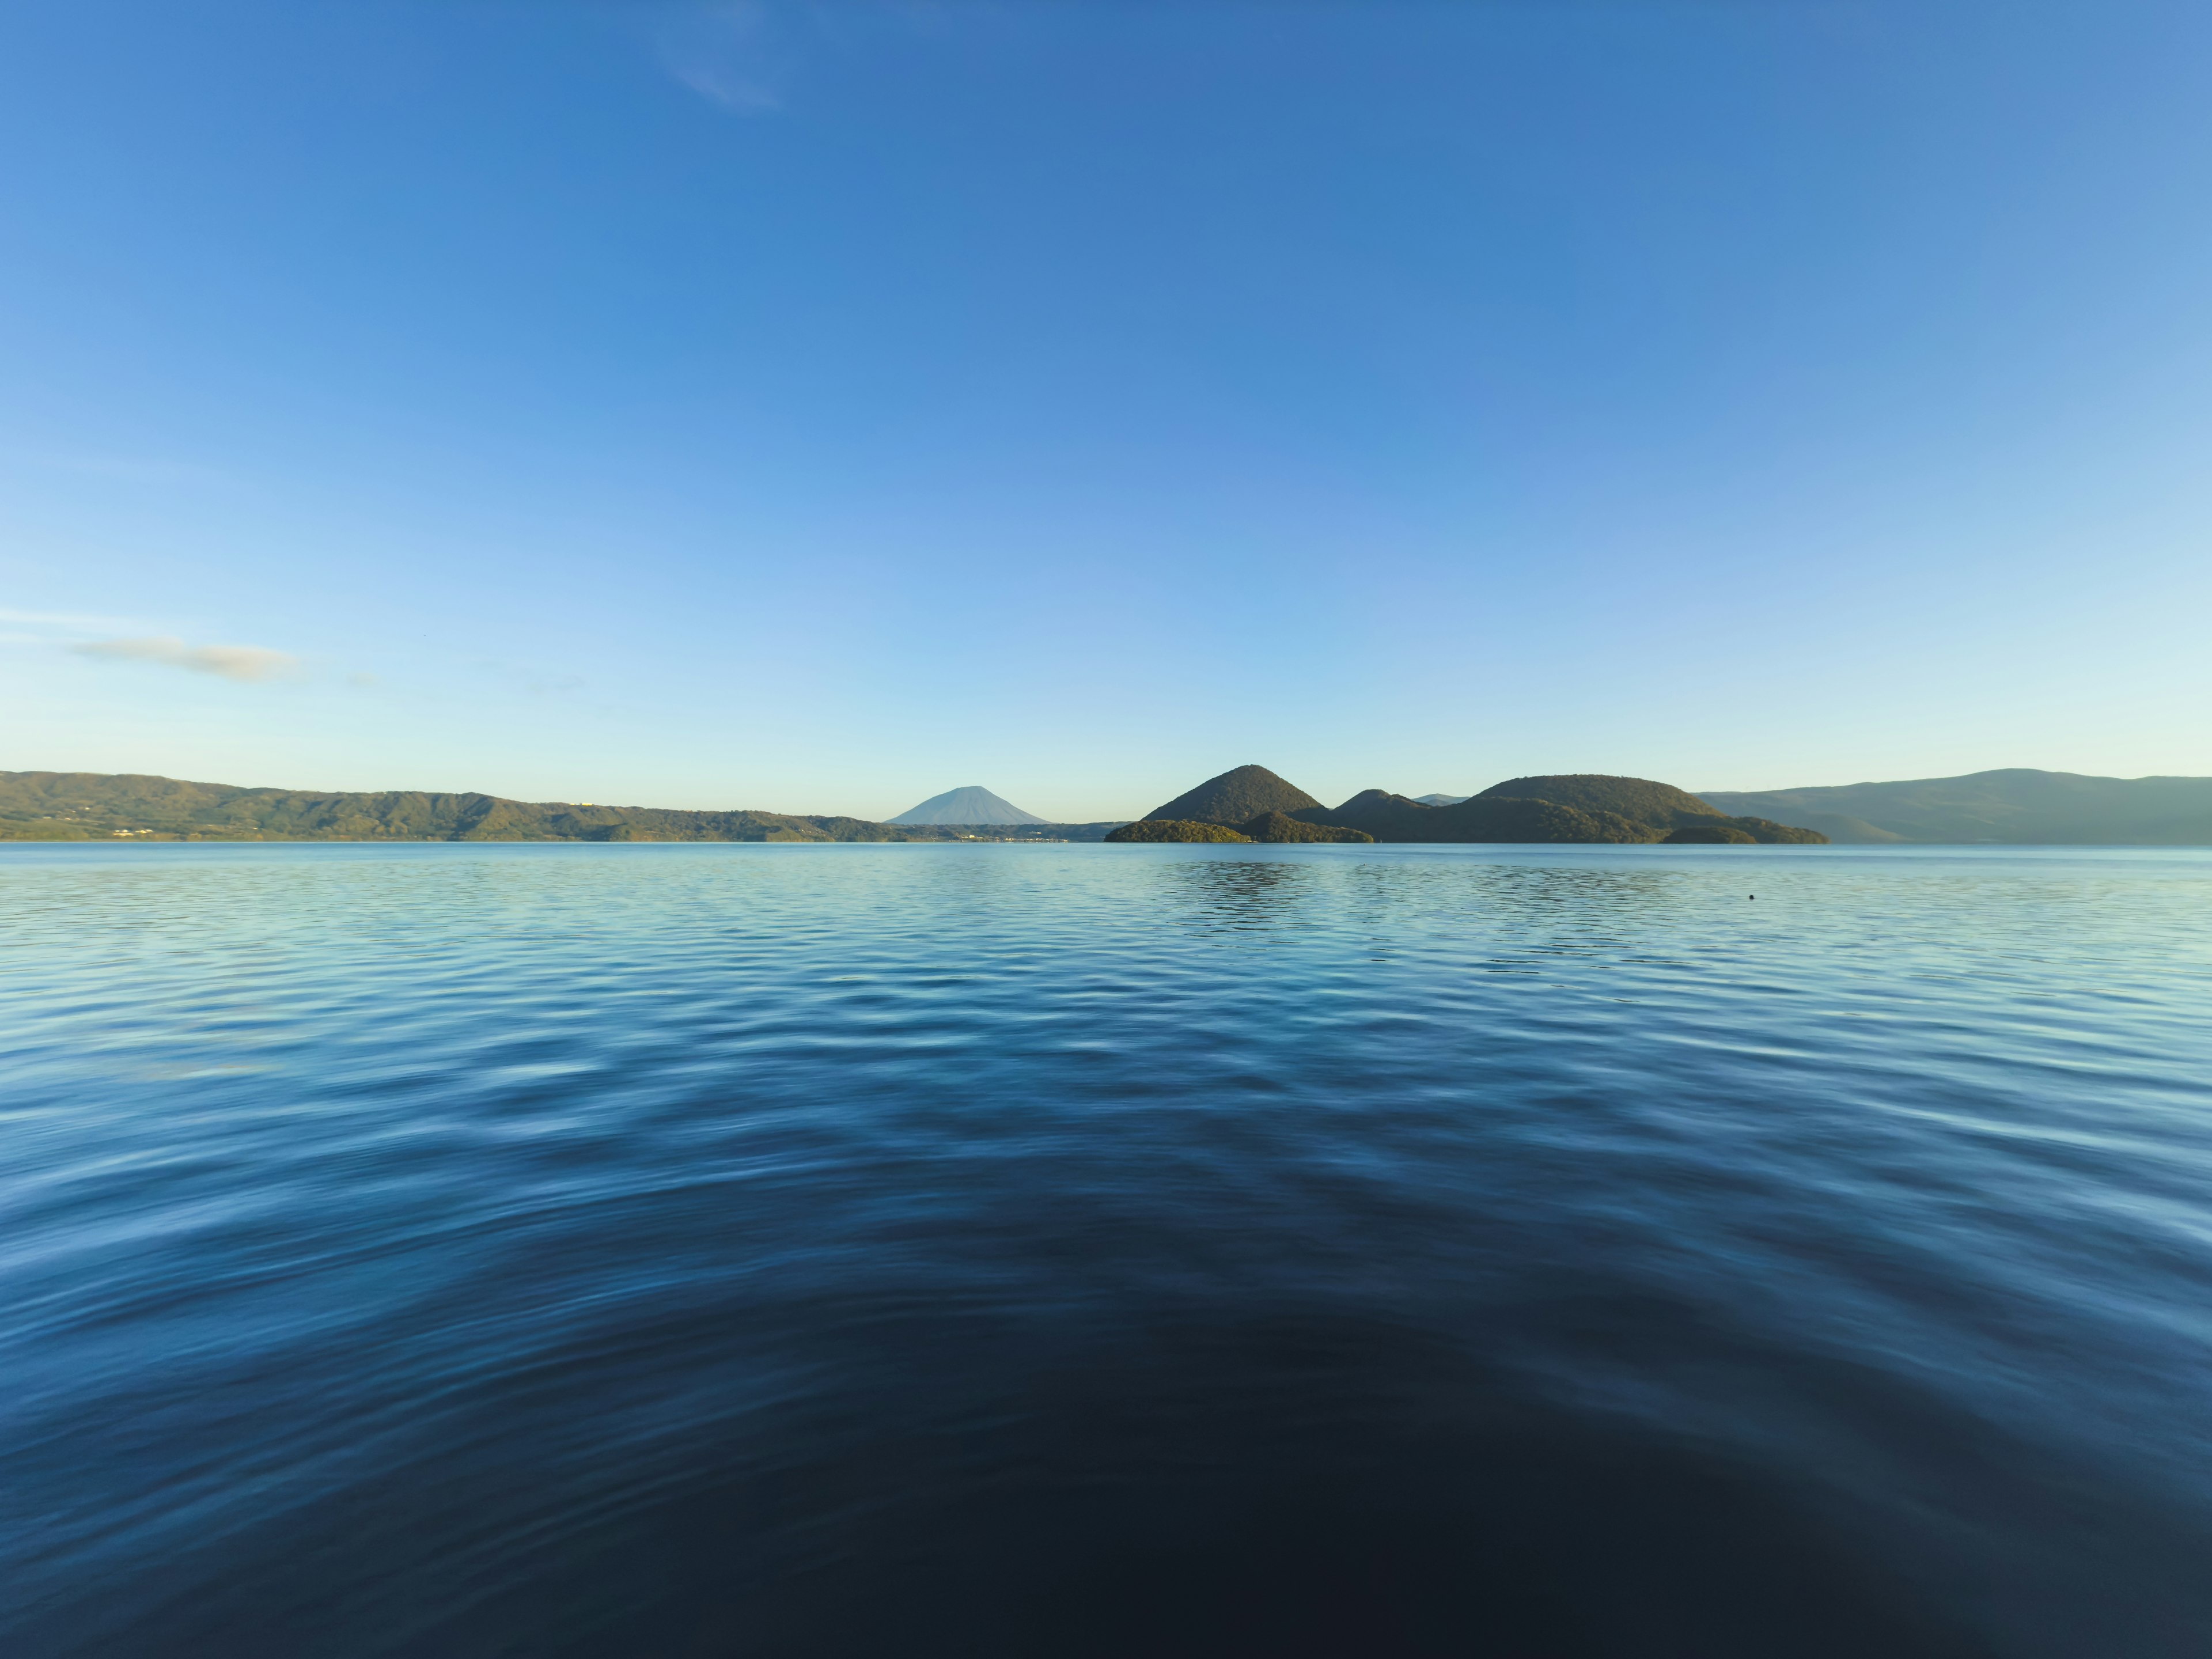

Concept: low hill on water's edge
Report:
left=1107, top=812, right=1372, bottom=844
left=1122, top=768, right=1826, bottom=844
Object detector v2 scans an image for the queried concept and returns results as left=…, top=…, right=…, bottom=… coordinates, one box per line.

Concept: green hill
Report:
left=0, top=771, right=956, bottom=843
left=1145, top=765, right=1321, bottom=825
left=1103, top=819, right=1253, bottom=843
left=1472, top=775, right=1826, bottom=844
left=1241, top=812, right=1372, bottom=843
left=1478, top=774, right=1719, bottom=830
left=1303, top=790, right=1652, bottom=843
left=1702, top=769, right=2212, bottom=844
left=1292, top=777, right=1825, bottom=844
left=1119, top=765, right=1827, bottom=845
left=1104, top=809, right=1370, bottom=845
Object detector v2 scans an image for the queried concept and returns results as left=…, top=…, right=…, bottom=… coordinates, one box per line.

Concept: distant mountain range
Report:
left=1120, top=766, right=1825, bottom=844
left=888, top=786, right=1044, bottom=826
left=0, top=772, right=1115, bottom=843
left=9, top=766, right=2207, bottom=846
left=1701, top=770, right=2212, bottom=844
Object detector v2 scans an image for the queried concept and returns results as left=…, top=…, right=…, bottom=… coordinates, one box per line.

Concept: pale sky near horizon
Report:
left=3, top=1, right=2209, bottom=822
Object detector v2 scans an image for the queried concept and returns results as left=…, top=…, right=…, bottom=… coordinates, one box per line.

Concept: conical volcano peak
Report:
left=1144, top=765, right=1321, bottom=826
left=889, top=786, right=1046, bottom=825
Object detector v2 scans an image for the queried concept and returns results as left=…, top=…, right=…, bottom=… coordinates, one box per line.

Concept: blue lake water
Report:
left=3, top=842, right=2210, bottom=1657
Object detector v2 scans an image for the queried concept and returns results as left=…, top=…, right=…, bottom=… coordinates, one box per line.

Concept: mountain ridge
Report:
left=1702, top=769, right=2212, bottom=844
left=1116, top=767, right=1828, bottom=844
left=0, top=771, right=1115, bottom=842
left=17, top=766, right=2206, bottom=847
left=1295, top=773, right=1825, bottom=844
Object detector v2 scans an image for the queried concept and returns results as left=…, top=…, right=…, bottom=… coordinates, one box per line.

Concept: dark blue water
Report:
left=3, top=843, right=2210, bottom=1657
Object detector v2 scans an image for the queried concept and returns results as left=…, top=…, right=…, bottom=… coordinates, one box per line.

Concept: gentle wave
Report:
left=2, top=843, right=2210, bottom=1656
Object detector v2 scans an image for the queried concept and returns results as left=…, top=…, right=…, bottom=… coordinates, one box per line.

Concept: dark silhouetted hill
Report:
left=1472, top=775, right=1826, bottom=844
left=1240, top=812, right=1372, bottom=843
left=1304, top=790, right=1652, bottom=843
left=1124, top=765, right=1825, bottom=844
left=1104, top=819, right=1253, bottom=843
left=1702, top=770, right=2212, bottom=844
left=1479, top=775, right=1707, bottom=831
left=1291, top=777, right=1825, bottom=844
left=1146, top=766, right=1321, bottom=825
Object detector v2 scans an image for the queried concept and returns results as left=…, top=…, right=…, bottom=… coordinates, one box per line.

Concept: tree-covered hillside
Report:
left=1468, top=770, right=1831, bottom=836
left=1478, top=774, right=1719, bottom=828
left=0, top=771, right=946, bottom=842
left=1293, top=779, right=1825, bottom=843
left=1239, top=812, right=1372, bottom=843
left=1475, top=775, right=1824, bottom=843
left=1105, top=810, right=1372, bottom=845
left=1145, top=766, right=1321, bottom=825
left=1104, top=819, right=1254, bottom=843
left=1119, top=766, right=1828, bottom=845
left=1302, top=791, right=1652, bottom=843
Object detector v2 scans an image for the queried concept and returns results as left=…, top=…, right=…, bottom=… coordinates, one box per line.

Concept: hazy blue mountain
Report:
left=1702, top=770, right=2212, bottom=844
left=1412, top=793, right=1469, bottom=806
left=888, top=786, right=1046, bottom=825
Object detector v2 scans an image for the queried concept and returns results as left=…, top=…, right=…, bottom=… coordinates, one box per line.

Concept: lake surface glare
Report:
left=3, top=842, right=2210, bottom=1657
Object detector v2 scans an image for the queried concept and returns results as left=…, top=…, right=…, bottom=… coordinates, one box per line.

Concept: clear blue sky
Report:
left=3, top=1, right=2208, bottom=821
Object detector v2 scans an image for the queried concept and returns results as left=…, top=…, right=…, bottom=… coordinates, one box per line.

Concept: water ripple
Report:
left=2, top=843, right=2210, bottom=1656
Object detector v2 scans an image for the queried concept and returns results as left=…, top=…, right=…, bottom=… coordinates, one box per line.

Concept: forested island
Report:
left=1106, top=766, right=1827, bottom=844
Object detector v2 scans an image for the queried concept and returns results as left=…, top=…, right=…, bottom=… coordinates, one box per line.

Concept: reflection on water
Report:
left=1169, top=851, right=1336, bottom=937
left=2, top=842, right=2210, bottom=1657
left=1164, top=849, right=1700, bottom=953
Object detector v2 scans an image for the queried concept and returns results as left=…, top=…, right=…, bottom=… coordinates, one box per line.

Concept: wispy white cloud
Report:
left=72, top=635, right=302, bottom=683
left=658, top=1, right=787, bottom=114
left=0, top=606, right=139, bottom=632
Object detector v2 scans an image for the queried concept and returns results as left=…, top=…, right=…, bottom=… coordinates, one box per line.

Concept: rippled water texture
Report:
left=3, top=843, right=2210, bottom=1657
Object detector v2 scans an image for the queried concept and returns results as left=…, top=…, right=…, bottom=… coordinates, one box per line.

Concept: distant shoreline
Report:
left=10, top=764, right=2212, bottom=846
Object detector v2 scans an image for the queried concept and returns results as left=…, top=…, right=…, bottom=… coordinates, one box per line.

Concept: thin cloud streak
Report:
left=73, top=636, right=302, bottom=683
left=0, top=607, right=139, bottom=632
left=657, top=1, right=786, bottom=114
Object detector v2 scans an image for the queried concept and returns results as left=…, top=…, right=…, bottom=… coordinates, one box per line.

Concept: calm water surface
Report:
left=3, top=843, right=2209, bottom=1657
